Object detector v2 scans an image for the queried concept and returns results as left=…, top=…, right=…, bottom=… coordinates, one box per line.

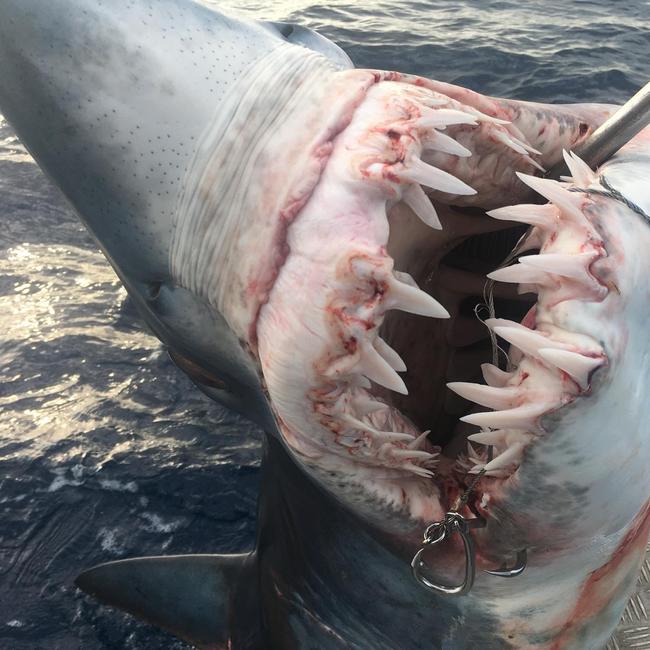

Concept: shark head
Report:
left=0, top=1, right=648, bottom=648
left=0, top=0, right=352, bottom=434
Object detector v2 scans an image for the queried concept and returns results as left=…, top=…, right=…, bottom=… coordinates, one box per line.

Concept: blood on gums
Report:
left=343, top=336, right=358, bottom=354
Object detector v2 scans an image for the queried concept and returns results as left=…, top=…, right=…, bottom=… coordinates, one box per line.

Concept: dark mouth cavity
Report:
left=381, top=212, right=536, bottom=458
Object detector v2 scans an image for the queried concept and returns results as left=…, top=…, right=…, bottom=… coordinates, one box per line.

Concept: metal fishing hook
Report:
left=411, top=457, right=529, bottom=595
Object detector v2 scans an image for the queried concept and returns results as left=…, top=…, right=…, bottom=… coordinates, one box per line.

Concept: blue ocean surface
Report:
left=0, top=1, right=648, bottom=648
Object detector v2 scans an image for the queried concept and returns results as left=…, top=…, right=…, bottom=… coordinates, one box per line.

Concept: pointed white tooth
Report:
left=403, top=463, right=435, bottom=478
left=390, top=448, right=436, bottom=461
left=402, top=184, right=442, bottom=229
left=510, top=136, right=542, bottom=156
left=447, top=382, right=518, bottom=410
left=483, top=442, right=526, bottom=473
left=467, top=109, right=510, bottom=125
left=481, top=363, right=512, bottom=387
left=341, top=413, right=374, bottom=432
left=468, top=464, right=486, bottom=474
left=341, top=414, right=413, bottom=443
left=493, top=130, right=528, bottom=155
left=526, top=157, right=547, bottom=173
left=538, top=348, right=604, bottom=389
left=520, top=252, right=598, bottom=283
left=417, top=108, right=478, bottom=129
left=373, top=430, right=418, bottom=444
left=487, top=203, right=558, bottom=229
left=563, top=149, right=595, bottom=186
left=468, top=430, right=507, bottom=446
left=487, top=263, right=554, bottom=286
left=490, top=324, right=566, bottom=359
left=400, top=158, right=476, bottom=196
left=425, top=130, right=472, bottom=157
left=516, top=173, right=585, bottom=222
left=412, top=92, right=447, bottom=107
left=350, top=394, right=385, bottom=415
left=408, top=430, right=431, bottom=450
left=461, top=403, right=548, bottom=431
left=349, top=375, right=372, bottom=390
left=387, top=275, right=450, bottom=319
left=484, top=317, right=527, bottom=331
left=357, top=341, right=408, bottom=395
left=469, top=429, right=533, bottom=446
left=374, top=336, right=407, bottom=372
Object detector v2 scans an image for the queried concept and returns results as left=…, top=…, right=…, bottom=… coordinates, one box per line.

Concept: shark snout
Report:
left=0, top=0, right=298, bottom=429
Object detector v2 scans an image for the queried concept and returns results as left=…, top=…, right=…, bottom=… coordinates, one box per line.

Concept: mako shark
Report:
left=0, top=0, right=648, bottom=648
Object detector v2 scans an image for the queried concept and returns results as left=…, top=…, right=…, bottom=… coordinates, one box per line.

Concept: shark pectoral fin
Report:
left=75, top=553, right=261, bottom=649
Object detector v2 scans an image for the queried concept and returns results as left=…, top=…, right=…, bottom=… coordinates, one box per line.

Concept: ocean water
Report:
left=0, top=1, right=648, bottom=648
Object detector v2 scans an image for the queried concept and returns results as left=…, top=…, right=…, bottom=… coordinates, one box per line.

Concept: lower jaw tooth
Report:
left=404, top=464, right=435, bottom=478
left=350, top=394, right=385, bottom=415
left=390, top=448, right=436, bottom=461
left=468, top=429, right=533, bottom=446
left=407, top=430, right=431, bottom=450
left=372, top=430, right=417, bottom=444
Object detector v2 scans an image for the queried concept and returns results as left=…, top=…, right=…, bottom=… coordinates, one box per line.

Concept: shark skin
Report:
left=0, top=0, right=649, bottom=648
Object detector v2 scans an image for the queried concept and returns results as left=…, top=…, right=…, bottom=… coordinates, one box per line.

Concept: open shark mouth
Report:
left=1, top=0, right=649, bottom=642
left=201, top=70, right=614, bottom=526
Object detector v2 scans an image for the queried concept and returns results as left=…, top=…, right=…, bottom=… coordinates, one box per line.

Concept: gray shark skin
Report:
left=0, top=1, right=649, bottom=649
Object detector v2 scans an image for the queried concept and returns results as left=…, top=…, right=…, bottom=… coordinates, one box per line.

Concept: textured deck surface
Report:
left=610, top=545, right=650, bottom=649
